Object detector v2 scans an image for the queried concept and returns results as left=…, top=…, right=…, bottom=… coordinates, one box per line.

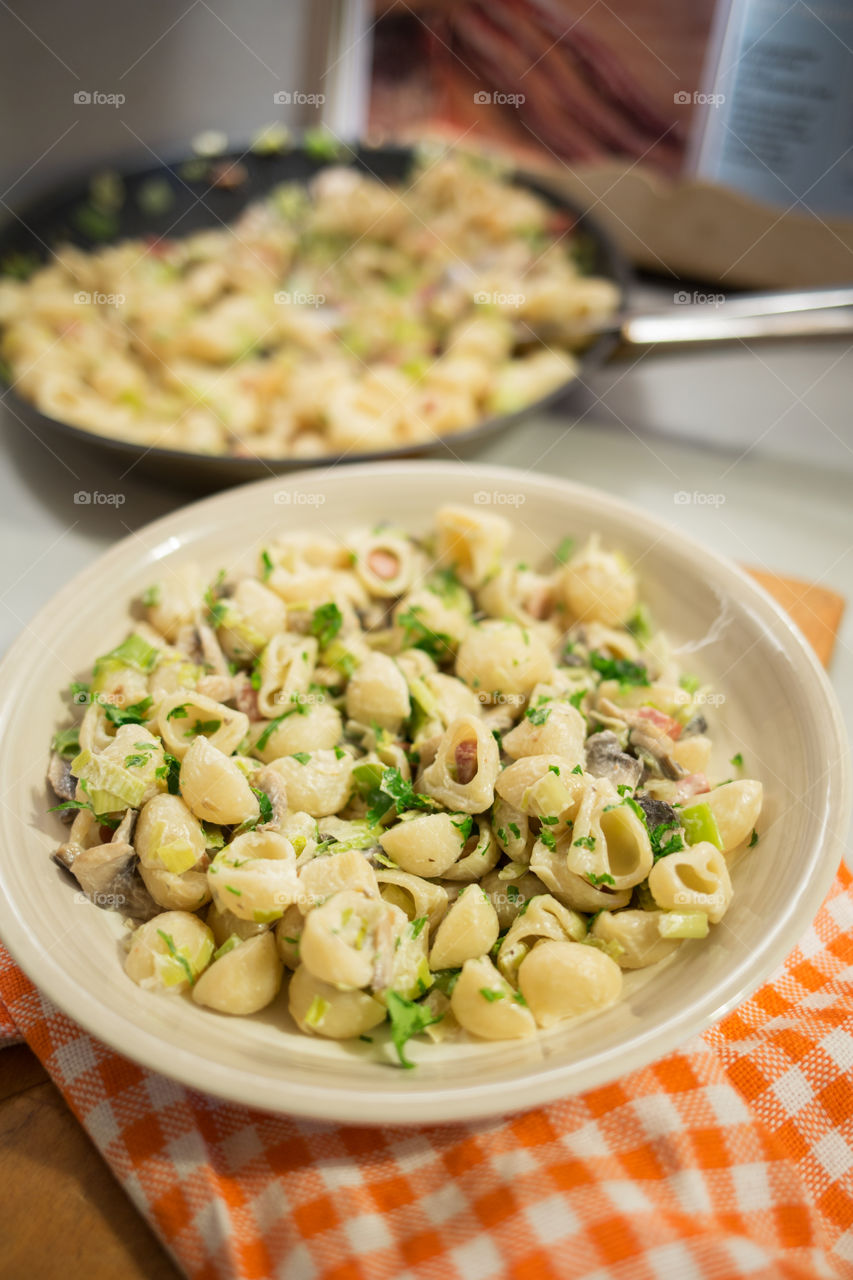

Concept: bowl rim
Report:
left=0, top=460, right=849, bottom=1125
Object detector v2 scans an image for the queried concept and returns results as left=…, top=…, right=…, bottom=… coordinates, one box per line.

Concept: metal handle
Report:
left=619, top=287, right=853, bottom=349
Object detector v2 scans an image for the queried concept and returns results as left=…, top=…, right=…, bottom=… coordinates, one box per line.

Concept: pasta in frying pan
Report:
left=46, top=505, right=763, bottom=1066
left=1, top=151, right=619, bottom=459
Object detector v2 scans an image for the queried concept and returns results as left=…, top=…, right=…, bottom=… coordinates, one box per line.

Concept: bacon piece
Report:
left=634, top=706, right=683, bottom=741
left=367, top=548, right=399, bottom=581
left=455, top=738, right=479, bottom=785
left=672, top=773, right=710, bottom=803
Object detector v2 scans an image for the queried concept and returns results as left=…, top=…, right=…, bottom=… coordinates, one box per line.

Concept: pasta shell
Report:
left=420, top=715, right=500, bottom=813
left=590, top=909, right=681, bottom=970
left=192, top=932, right=283, bottom=1015
left=179, top=737, right=259, bottom=826
left=428, top=883, right=499, bottom=970
left=450, top=956, right=536, bottom=1040
left=519, top=940, right=623, bottom=1027
left=288, top=964, right=387, bottom=1039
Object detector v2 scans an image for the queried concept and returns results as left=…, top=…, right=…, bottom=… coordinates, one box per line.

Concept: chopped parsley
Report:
left=479, top=988, right=505, bottom=1002
left=184, top=718, right=221, bottom=738
left=587, top=871, right=615, bottom=887
left=730, top=752, right=744, bottom=768
left=397, top=604, right=453, bottom=663
left=166, top=704, right=189, bottom=720
left=141, top=584, right=161, bottom=608
left=409, top=917, right=428, bottom=939
left=451, top=813, right=474, bottom=841
left=254, top=695, right=311, bottom=749
left=103, top=697, right=153, bottom=727
left=48, top=798, right=94, bottom=817
left=251, top=788, right=274, bottom=823
left=311, top=602, right=343, bottom=649
left=51, top=726, right=80, bottom=758
left=260, top=549, right=274, bottom=581
left=508, top=823, right=521, bottom=839
left=525, top=704, right=551, bottom=726
left=155, top=752, right=181, bottom=795
left=748, top=829, right=759, bottom=847
left=365, top=766, right=436, bottom=825
left=573, top=835, right=596, bottom=850
left=539, top=828, right=557, bottom=851
left=123, top=741, right=157, bottom=769
left=679, top=673, right=701, bottom=695
left=572, top=764, right=583, bottom=775
left=589, top=651, right=649, bottom=687
left=385, top=990, right=441, bottom=1069
left=291, top=752, right=311, bottom=765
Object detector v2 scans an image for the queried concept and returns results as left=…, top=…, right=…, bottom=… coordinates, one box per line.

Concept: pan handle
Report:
left=617, top=286, right=853, bottom=349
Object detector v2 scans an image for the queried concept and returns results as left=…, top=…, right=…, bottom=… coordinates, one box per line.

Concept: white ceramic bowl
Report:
left=0, top=462, right=848, bottom=1125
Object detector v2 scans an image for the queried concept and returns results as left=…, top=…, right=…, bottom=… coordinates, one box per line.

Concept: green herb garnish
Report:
left=385, top=990, right=441, bottom=1069
left=311, top=602, right=343, bottom=649
left=589, top=651, right=649, bottom=687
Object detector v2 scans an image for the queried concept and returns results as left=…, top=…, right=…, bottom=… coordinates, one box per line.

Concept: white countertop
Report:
left=1, top=339, right=851, bottom=855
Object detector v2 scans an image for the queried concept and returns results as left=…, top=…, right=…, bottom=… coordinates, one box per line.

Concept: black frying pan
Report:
left=3, top=142, right=848, bottom=492
left=0, top=142, right=629, bottom=491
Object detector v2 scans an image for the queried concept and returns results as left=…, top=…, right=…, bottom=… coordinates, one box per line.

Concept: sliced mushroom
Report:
left=597, top=698, right=685, bottom=781
left=629, top=730, right=684, bottom=781
left=47, top=751, right=77, bottom=803
left=634, top=793, right=680, bottom=833
left=175, top=621, right=230, bottom=676
left=66, top=829, right=159, bottom=921
left=584, top=731, right=643, bottom=791
left=682, top=714, right=708, bottom=738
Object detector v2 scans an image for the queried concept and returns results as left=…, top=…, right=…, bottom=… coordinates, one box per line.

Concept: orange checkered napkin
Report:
left=3, top=869, right=853, bottom=1280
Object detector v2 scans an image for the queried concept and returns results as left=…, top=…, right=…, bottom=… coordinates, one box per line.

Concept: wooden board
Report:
left=0, top=569, right=844, bottom=1280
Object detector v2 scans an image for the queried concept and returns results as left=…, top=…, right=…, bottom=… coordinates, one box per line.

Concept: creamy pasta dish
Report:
left=47, top=507, right=763, bottom=1065
left=1, top=152, right=618, bottom=459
